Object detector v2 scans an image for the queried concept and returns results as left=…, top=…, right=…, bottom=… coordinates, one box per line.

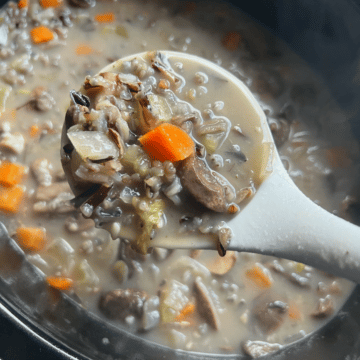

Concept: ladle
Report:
left=62, top=51, right=360, bottom=283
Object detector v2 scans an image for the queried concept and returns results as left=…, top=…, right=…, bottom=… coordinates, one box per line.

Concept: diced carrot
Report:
left=245, top=265, right=272, bottom=288
left=16, top=227, right=46, bottom=252
left=46, top=276, right=73, bottom=290
left=0, top=161, right=26, bottom=187
left=30, top=26, right=54, bottom=44
left=29, top=124, right=41, bottom=138
left=0, top=185, right=24, bottom=214
left=175, top=303, right=195, bottom=322
left=94, top=12, right=115, bottom=23
left=158, top=79, right=169, bottom=90
left=75, top=44, right=93, bottom=56
left=18, top=0, right=28, bottom=9
left=326, top=146, right=352, bottom=169
left=222, top=31, right=242, bottom=51
left=288, top=303, right=303, bottom=321
left=39, top=0, right=62, bottom=7
left=139, top=123, right=195, bottom=162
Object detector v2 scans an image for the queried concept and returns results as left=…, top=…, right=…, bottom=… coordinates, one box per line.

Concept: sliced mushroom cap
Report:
left=150, top=51, right=184, bottom=88
left=137, top=96, right=160, bottom=134
left=178, top=154, right=236, bottom=212
left=99, top=288, right=149, bottom=321
left=206, top=251, right=237, bottom=275
left=251, top=292, right=288, bottom=334
left=193, top=277, right=220, bottom=330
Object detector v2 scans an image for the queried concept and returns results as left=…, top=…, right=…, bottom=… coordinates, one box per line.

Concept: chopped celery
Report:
left=201, top=132, right=226, bottom=154
left=121, top=144, right=151, bottom=177
left=133, top=198, right=165, bottom=255
left=72, top=259, right=99, bottom=288
left=115, top=25, right=129, bottom=38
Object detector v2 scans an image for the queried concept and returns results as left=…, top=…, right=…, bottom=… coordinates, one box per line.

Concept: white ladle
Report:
left=63, top=51, right=360, bottom=283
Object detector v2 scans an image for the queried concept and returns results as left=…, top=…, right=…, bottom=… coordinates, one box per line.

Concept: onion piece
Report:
left=68, top=130, right=119, bottom=161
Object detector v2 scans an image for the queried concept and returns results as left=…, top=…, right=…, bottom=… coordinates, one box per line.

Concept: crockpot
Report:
left=0, top=0, right=360, bottom=359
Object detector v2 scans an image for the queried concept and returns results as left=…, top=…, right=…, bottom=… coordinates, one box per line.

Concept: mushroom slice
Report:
left=251, top=293, right=288, bottom=334
left=193, top=277, right=220, bottom=330
left=118, top=73, right=142, bottom=93
left=178, top=154, right=236, bottom=212
left=206, top=251, right=237, bottom=275
left=108, top=128, right=125, bottom=156
left=150, top=51, right=184, bottom=88
left=137, top=96, right=160, bottom=134
left=67, top=130, right=120, bottom=162
left=99, top=288, right=149, bottom=321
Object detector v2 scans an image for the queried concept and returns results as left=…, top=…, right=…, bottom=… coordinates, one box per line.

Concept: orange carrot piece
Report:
left=0, top=162, right=25, bottom=187
left=175, top=303, right=195, bottom=322
left=75, top=44, right=93, bottom=56
left=18, top=0, right=28, bottom=9
left=0, top=185, right=24, bottom=214
left=245, top=265, right=272, bottom=288
left=39, top=0, right=62, bottom=7
left=222, top=31, right=242, bottom=51
left=16, top=227, right=46, bottom=252
left=46, top=276, right=73, bottom=290
left=288, top=303, right=302, bottom=321
left=95, top=12, right=115, bottom=23
left=30, top=26, right=54, bottom=44
left=139, top=123, right=195, bottom=162
left=29, top=124, right=41, bottom=138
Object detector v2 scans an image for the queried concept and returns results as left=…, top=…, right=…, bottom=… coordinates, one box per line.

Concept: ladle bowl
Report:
left=61, top=51, right=360, bottom=283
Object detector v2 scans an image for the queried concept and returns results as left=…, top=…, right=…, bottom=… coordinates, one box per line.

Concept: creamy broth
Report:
left=0, top=0, right=358, bottom=357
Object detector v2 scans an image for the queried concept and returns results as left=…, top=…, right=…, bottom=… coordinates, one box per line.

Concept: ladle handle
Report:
left=230, top=168, right=360, bottom=283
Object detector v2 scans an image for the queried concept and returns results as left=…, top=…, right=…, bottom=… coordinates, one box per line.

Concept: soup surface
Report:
left=0, top=0, right=358, bottom=357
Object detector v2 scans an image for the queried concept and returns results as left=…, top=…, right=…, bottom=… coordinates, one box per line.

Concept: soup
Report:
left=0, top=0, right=358, bottom=357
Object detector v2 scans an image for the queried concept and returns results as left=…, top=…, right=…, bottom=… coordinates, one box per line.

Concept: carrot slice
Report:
left=29, top=124, right=41, bottom=138
left=0, top=161, right=25, bottom=187
left=288, top=302, right=303, bottom=321
left=39, top=0, right=63, bottom=7
left=222, top=31, right=242, bottom=51
left=245, top=265, right=273, bottom=288
left=46, top=276, right=73, bottom=290
left=18, top=0, right=28, bottom=9
left=95, top=12, right=115, bottom=23
left=0, top=185, right=24, bottom=214
left=139, top=123, right=195, bottom=162
left=175, top=303, right=195, bottom=322
left=16, top=227, right=46, bottom=252
left=30, top=26, right=54, bottom=44
left=75, top=44, right=93, bottom=56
